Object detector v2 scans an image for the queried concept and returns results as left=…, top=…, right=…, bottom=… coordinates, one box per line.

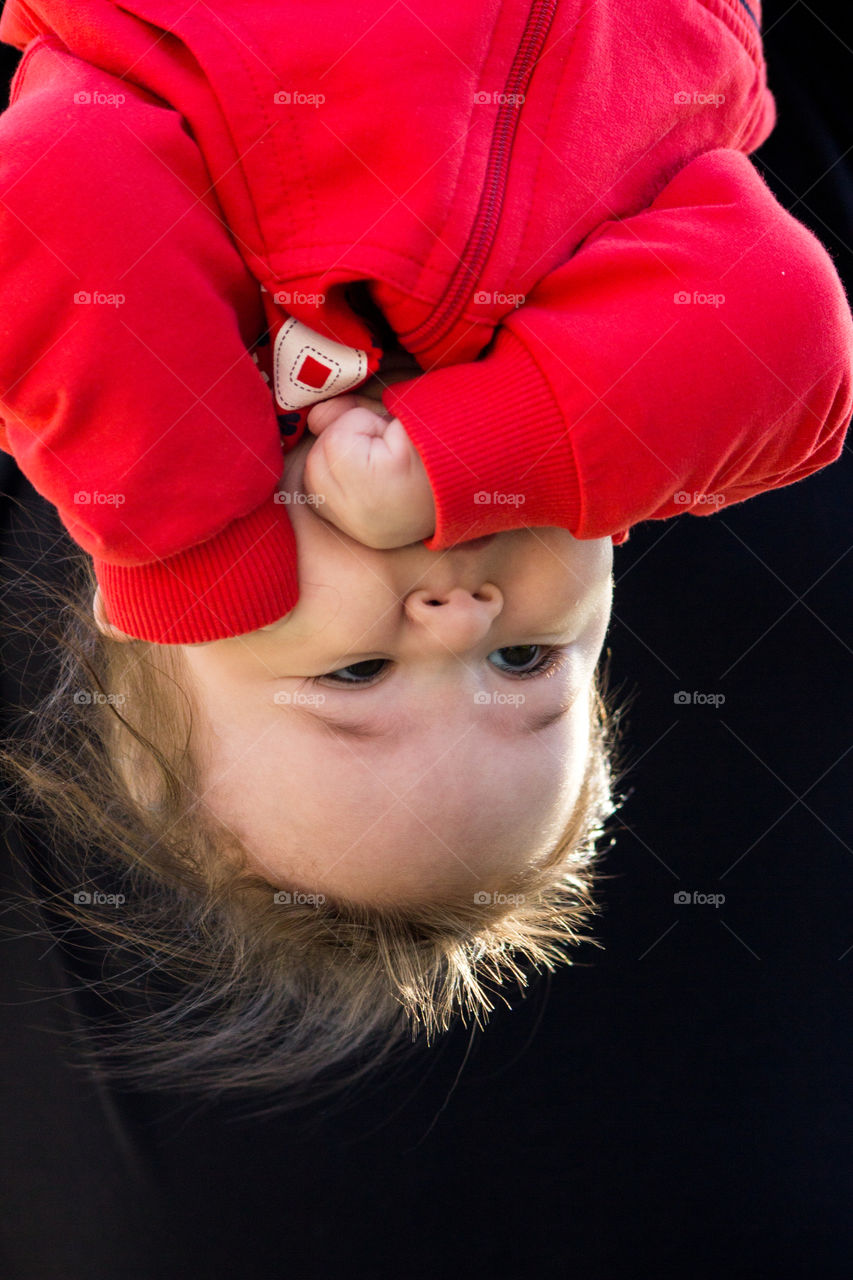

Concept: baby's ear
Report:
left=92, top=586, right=137, bottom=642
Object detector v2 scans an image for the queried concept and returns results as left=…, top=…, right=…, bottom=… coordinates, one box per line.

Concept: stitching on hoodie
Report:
left=406, top=5, right=512, bottom=304
left=693, top=0, right=764, bottom=68
left=200, top=6, right=289, bottom=276
left=515, top=8, right=584, bottom=288
left=7, top=32, right=67, bottom=106
left=737, top=0, right=760, bottom=32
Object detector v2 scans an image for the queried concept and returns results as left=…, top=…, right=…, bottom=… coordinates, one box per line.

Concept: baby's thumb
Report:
left=306, top=395, right=359, bottom=435
left=307, top=394, right=392, bottom=435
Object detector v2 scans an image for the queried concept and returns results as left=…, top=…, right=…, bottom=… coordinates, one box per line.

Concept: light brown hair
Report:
left=1, top=549, right=629, bottom=1114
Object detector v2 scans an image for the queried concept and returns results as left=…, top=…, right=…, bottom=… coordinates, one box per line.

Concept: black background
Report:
left=1, top=5, right=852, bottom=1277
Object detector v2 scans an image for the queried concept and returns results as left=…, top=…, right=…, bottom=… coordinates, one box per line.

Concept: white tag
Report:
left=272, top=316, right=368, bottom=411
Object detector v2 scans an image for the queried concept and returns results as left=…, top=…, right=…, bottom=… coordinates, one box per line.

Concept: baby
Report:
left=93, top=352, right=615, bottom=909
left=1, top=0, right=851, bottom=1101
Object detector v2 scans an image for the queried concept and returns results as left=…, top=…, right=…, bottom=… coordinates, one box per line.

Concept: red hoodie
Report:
left=0, top=0, right=850, bottom=643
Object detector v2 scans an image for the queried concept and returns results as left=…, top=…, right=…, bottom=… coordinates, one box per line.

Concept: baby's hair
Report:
left=1, top=543, right=629, bottom=1115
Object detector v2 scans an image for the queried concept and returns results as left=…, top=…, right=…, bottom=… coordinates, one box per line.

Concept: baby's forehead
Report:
left=198, top=689, right=588, bottom=900
left=238, top=723, right=578, bottom=905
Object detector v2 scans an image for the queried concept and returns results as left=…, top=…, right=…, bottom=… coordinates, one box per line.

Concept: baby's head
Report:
left=95, top=430, right=616, bottom=910
left=7, top=362, right=623, bottom=1103
left=2, top=496, right=622, bottom=1102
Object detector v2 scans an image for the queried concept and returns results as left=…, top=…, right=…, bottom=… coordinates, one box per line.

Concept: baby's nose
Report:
left=404, top=584, right=503, bottom=654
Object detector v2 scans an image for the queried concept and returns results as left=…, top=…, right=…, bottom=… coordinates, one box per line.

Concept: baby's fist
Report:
left=303, top=397, right=435, bottom=548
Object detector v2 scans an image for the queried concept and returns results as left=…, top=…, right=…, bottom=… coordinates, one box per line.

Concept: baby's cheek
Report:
left=276, top=581, right=343, bottom=642
left=543, top=532, right=612, bottom=604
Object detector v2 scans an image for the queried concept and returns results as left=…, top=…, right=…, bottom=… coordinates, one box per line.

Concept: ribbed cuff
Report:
left=381, top=328, right=583, bottom=549
left=94, top=494, right=300, bottom=644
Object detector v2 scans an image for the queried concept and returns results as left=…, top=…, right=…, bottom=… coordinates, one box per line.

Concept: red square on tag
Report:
left=295, top=353, right=332, bottom=390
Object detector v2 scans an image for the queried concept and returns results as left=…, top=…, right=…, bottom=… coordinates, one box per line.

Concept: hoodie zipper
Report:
left=402, top=0, right=558, bottom=353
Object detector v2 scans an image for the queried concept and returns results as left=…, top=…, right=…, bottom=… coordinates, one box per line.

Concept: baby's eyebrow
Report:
left=291, top=700, right=572, bottom=739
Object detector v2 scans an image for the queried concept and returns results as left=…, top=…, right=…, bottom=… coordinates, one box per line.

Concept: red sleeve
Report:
left=382, top=148, right=853, bottom=549
left=0, top=39, right=298, bottom=643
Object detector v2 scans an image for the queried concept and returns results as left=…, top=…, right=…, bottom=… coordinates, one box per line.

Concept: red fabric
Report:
left=0, top=0, right=850, bottom=642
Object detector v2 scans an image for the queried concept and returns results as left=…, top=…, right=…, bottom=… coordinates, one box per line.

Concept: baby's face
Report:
left=177, top=434, right=614, bottom=907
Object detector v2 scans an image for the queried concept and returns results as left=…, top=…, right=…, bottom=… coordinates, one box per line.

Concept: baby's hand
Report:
left=303, top=396, right=436, bottom=548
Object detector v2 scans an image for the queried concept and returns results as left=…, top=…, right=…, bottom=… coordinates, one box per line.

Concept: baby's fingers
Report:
left=307, top=394, right=390, bottom=435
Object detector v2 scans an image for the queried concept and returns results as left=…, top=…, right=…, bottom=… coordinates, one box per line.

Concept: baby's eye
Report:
left=488, top=645, right=565, bottom=677
left=318, top=658, right=387, bottom=686
left=316, top=646, right=565, bottom=686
